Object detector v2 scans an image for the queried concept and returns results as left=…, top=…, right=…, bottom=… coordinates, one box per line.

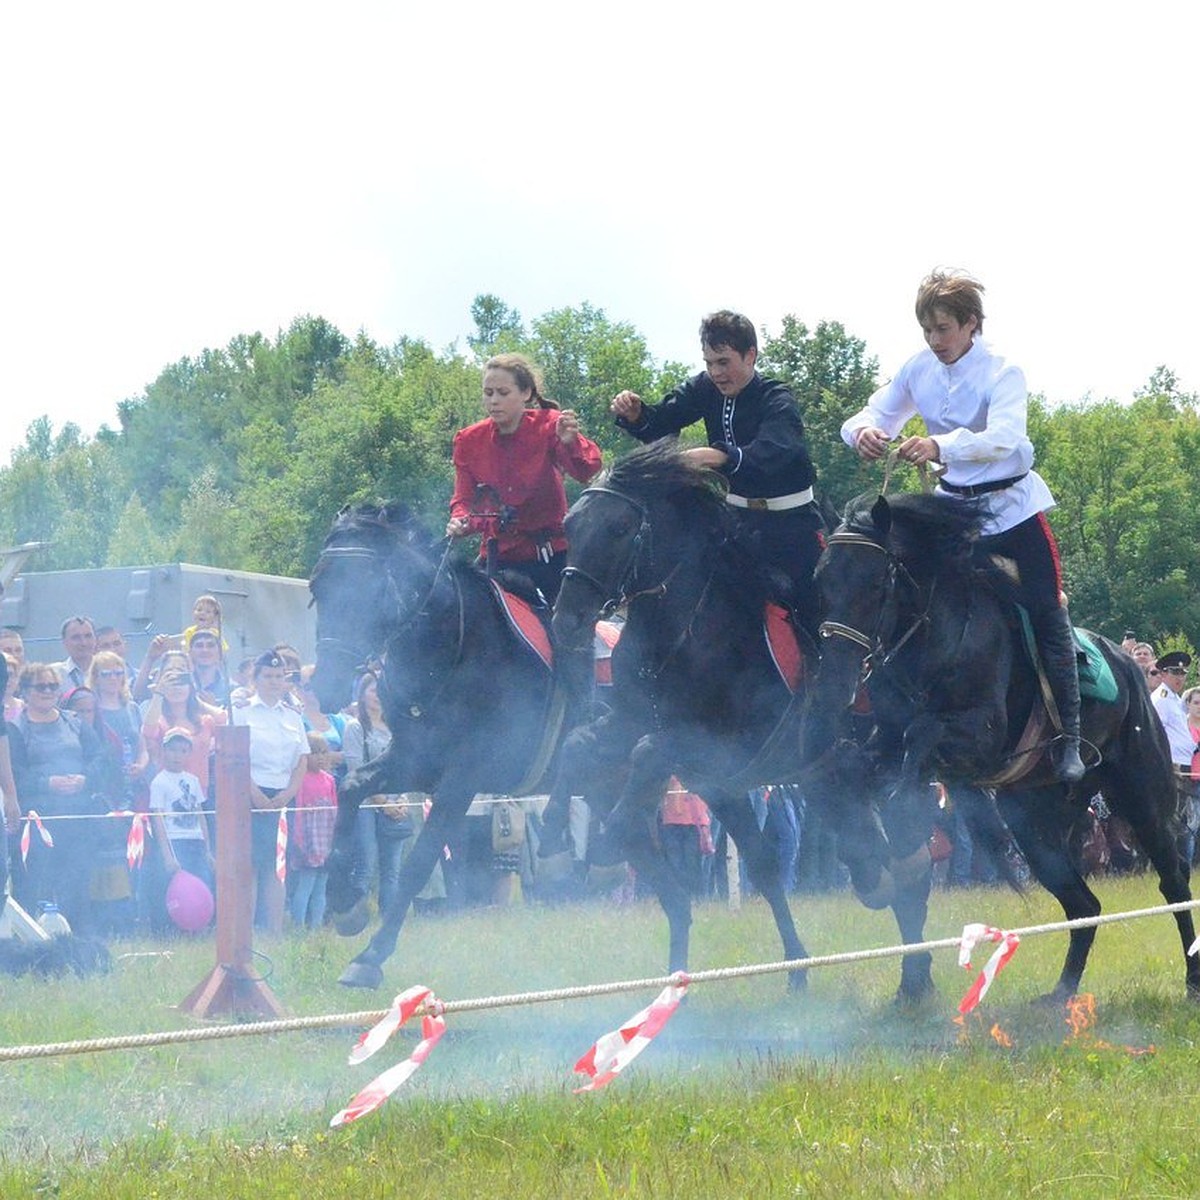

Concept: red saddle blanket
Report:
left=764, top=602, right=804, bottom=693
left=490, top=582, right=553, bottom=670
left=491, top=586, right=802, bottom=693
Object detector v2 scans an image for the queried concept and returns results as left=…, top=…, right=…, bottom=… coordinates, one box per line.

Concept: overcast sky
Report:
left=3, top=1, right=1197, bottom=465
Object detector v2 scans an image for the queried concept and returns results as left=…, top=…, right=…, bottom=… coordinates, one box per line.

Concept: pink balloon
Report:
left=165, top=869, right=215, bottom=932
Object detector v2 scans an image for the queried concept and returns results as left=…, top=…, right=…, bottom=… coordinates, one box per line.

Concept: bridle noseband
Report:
left=817, top=527, right=929, bottom=680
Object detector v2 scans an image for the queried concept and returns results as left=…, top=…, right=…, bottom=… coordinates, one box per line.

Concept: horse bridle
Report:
left=312, top=544, right=388, bottom=673
left=311, top=539, right=466, bottom=717
left=817, top=528, right=931, bottom=681
left=559, top=485, right=658, bottom=615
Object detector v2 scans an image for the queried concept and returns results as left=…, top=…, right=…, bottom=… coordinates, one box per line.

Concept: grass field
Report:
left=2, top=873, right=1199, bottom=1198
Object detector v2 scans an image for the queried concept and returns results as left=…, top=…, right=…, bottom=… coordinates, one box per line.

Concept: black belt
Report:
left=939, top=473, right=1028, bottom=498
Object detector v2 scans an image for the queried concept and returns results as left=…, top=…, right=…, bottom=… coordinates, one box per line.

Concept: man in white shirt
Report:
left=1150, top=652, right=1192, bottom=766
left=1149, top=651, right=1195, bottom=866
left=842, top=270, right=1084, bottom=782
left=53, top=615, right=97, bottom=693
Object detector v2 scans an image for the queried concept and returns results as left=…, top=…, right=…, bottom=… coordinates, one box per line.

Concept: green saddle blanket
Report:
left=1016, top=610, right=1118, bottom=704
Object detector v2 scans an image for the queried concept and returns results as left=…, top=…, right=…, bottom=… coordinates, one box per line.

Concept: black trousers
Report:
left=979, top=512, right=1063, bottom=617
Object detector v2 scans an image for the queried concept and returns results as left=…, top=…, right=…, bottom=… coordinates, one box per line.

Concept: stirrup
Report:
left=1051, top=735, right=1086, bottom=783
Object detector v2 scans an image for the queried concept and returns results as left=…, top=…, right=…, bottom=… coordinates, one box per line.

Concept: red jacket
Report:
left=450, top=409, right=602, bottom=563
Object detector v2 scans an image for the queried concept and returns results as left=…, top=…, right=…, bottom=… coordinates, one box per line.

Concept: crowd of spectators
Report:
left=4, top=594, right=1195, bottom=944
left=0, top=598, right=365, bottom=938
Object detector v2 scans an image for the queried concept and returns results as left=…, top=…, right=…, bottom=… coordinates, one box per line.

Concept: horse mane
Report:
left=605, top=441, right=772, bottom=610
left=604, top=440, right=729, bottom=506
left=842, top=491, right=984, bottom=580
left=329, top=501, right=434, bottom=547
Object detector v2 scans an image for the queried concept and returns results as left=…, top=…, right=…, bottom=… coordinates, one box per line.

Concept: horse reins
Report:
left=818, top=529, right=932, bottom=682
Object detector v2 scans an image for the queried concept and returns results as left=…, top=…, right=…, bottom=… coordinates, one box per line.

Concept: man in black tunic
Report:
left=611, top=310, right=823, bottom=632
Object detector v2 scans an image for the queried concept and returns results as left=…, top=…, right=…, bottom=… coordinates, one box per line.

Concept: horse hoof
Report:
left=339, top=961, right=384, bottom=989
left=1033, top=989, right=1074, bottom=1009
left=893, top=982, right=936, bottom=1009
left=787, top=968, right=809, bottom=994
left=333, top=900, right=370, bottom=937
left=852, top=865, right=896, bottom=910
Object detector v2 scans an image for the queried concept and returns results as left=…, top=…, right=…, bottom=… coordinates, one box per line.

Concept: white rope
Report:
left=3, top=897, right=1196, bottom=1064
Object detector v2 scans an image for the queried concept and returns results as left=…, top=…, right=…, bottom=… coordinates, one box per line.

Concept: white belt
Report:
left=725, top=487, right=814, bottom=512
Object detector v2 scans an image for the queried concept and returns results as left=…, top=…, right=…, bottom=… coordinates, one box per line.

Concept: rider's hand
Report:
left=446, top=516, right=471, bottom=539
left=897, top=435, right=941, bottom=466
left=683, top=446, right=729, bottom=469
left=853, top=426, right=890, bottom=460
left=611, top=390, right=643, bottom=423
left=556, top=409, right=581, bottom=444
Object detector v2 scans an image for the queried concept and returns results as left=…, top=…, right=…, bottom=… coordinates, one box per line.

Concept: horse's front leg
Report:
left=604, top=734, right=694, bottom=974
left=539, top=712, right=631, bottom=858
left=340, top=789, right=473, bottom=989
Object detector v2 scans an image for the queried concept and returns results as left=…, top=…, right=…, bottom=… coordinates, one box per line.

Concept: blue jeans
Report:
left=354, top=807, right=411, bottom=915
left=290, top=867, right=329, bottom=928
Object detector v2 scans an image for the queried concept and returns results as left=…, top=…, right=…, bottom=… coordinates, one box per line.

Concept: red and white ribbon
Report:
left=348, top=985, right=435, bottom=1065
left=331, top=985, right=444, bottom=1127
left=20, top=810, right=54, bottom=864
left=331, top=1013, right=447, bottom=1127
left=107, top=811, right=151, bottom=869
left=957, top=923, right=1020, bottom=1014
left=275, top=810, right=288, bottom=883
left=574, top=976, right=688, bottom=1092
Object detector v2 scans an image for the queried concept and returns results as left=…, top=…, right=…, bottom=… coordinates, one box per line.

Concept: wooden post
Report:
left=726, top=834, right=741, bottom=912
left=179, top=724, right=287, bottom=1019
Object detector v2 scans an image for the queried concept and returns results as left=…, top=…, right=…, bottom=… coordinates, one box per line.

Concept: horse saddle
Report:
left=489, top=583, right=626, bottom=690
left=981, top=554, right=1118, bottom=703
left=490, top=581, right=554, bottom=670
left=765, top=602, right=805, bottom=693
left=1013, top=608, right=1119, bottom=704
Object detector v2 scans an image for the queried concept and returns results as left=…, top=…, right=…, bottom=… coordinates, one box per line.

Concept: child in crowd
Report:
left=183, top=594, right=227, bottom=649
left=290, top=731, right=338, bottom=929
left=149, top=726, right=214, bottom=895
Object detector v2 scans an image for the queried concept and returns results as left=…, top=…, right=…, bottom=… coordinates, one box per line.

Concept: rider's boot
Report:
left=1034, top=604, right=1086, bottom=783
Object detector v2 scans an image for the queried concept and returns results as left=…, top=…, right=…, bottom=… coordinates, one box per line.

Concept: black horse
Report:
left=309, top=503, right=567, bottom=988
left=806, top=491, right=1200, bottom=1000
left=308, top=501, right=766, bottom=989
left=549, top=442, right=934, bottom=996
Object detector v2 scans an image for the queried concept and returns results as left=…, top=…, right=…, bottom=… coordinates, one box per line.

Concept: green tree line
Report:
left=1, top=299, right=1197, bottom=648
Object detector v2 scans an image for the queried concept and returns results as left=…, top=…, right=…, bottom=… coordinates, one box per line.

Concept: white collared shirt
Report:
left=841, top=337, right=1055, bottom=535
left=233, top=694, right=307, bottom=788
left=1150, top=683, right=1193, bottom=767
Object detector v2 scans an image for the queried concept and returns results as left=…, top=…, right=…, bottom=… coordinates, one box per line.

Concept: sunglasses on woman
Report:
left=27, top=681, right=60, bottom=693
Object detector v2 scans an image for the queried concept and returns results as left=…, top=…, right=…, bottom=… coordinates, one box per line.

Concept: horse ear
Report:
left=870, top=495, right=892, bottom=536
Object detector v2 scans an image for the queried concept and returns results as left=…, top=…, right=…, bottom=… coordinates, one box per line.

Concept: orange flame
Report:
left=1063, top=993, right=1155, bottom=1057
left=1064, top=993, right=1096, bottom=1039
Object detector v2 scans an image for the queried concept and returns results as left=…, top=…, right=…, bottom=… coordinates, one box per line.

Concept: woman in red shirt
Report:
left=446, top=353, right=602, bottom=601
